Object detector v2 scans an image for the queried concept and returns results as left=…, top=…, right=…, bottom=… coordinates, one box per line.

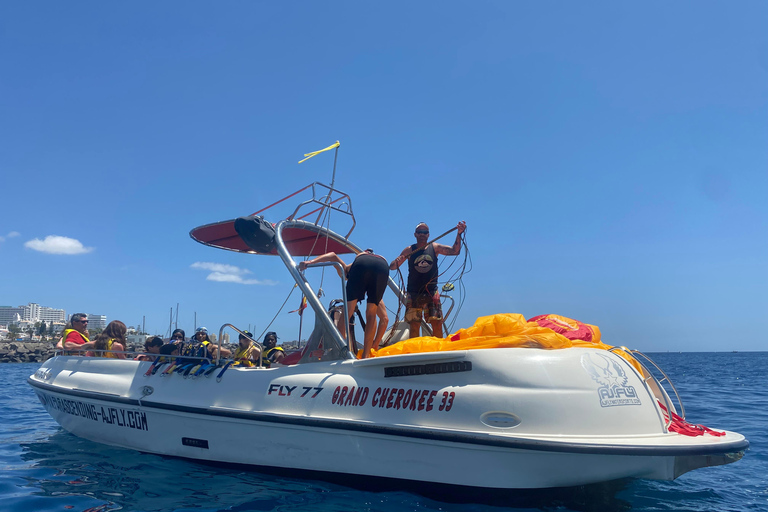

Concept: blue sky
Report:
left=1, top=2, right=766, bottom=351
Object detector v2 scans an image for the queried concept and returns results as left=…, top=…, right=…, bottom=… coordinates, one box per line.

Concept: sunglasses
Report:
left=415, top=230, right=429, bottom=235
left=75, top=319, right=88, bottom=324
left=172, top=335, right=184, bottom=339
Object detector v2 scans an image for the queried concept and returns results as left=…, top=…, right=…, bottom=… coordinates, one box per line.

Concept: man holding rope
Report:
left=390, top=221, right=466, bottom=339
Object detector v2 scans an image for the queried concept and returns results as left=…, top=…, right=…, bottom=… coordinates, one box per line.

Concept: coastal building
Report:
left=24, top=303, right=66, bottom=324
left=126, top=334, right=147, bottom=348
left=87, top=315, right=107, bottom=330
left=0, top=303, right=65, bottom=326
left=0, top=307, right=24, bottom=326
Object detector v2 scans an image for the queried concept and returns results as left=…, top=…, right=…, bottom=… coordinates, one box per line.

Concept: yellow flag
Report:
left=299, top=141, right=340, bottom=164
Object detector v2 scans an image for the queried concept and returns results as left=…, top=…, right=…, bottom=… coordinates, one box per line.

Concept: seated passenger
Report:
left=158, top=342, right=180, bottom=362
left=56, top=313, right=90, bottom=354
left=189, top=327, right=231, bottom=361
left=87, top=320, right=127, bottom=359
left=233, top=330, right=261, bottom=366
left=135, top=336, right=164, bottom=361
left=263, top=332, right=285, bottom=366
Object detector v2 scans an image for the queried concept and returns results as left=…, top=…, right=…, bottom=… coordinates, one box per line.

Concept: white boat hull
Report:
left=29, top=348, right=747, bottom=489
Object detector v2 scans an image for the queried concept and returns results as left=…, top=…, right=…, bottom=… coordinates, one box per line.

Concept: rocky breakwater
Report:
left=0, top=340, right=56, bottom=363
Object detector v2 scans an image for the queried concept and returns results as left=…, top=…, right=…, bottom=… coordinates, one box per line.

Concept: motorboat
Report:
left=28, top=176, right=748, bottom=489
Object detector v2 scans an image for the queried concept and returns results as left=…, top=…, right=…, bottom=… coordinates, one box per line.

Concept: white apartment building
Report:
left=0, top=307, right=24, bottom=326
left=87, top=314, right=107, bottom=330
left=24, top=303, right=66, bottom=324
left=0, top=303, right=66, bottom=326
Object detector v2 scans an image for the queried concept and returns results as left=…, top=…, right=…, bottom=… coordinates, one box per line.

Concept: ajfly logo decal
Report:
left=581, top=353, right=641, bottom=407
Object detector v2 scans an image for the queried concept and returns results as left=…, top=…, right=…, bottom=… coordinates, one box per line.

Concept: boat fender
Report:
left=216, top=361, right=234, bottom=382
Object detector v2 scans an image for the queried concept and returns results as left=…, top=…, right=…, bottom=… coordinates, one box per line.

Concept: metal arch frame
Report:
left=273, top=219, right=406, bottom=359
left=284, top=182, right=357, bottom=239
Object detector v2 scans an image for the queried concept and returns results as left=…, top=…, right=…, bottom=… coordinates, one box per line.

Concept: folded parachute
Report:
left=373, top=313, right=641, bottom=373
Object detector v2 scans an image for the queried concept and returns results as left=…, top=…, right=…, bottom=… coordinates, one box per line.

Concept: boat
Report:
left=28, top=165, right=747, bottom=489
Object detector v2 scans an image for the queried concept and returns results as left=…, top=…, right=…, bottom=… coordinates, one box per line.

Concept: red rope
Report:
left=657, top=402, right=725, bottom=437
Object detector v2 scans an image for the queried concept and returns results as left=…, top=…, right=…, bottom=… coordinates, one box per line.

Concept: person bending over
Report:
left=299, top=249, right=389, bottom=359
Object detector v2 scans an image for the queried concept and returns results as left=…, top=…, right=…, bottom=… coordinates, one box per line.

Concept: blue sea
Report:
left=1, top=353, right=765, bottom=512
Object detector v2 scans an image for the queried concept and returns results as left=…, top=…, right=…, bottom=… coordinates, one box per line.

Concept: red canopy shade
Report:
left=190, top=219, right=355, bottom=256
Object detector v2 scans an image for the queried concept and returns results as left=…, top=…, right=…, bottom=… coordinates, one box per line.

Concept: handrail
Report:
left=628, top=349, right=686, bottom=420
left=301, top=261, right=352, bottom=353
left=608, top=346, right=685, bottom=430
left=54, top=348, right=228, bottom=365
left=218, top=323, right=264, bottom=368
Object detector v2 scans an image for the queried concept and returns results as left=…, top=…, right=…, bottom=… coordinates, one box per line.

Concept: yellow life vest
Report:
left=62, top=329, right=89, bottom=345
left=91, top=338, right=120, bottom=358
left=103, top=338, right=119, bottom=359
left=263, top=346, right=285, bottom=367
left=234, top=343, right=256, bottom=367
left=61, top=329, right=90, bottom=355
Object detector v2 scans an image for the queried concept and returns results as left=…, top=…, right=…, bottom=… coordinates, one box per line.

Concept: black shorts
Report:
left=346, top=253, right=388, bottom=305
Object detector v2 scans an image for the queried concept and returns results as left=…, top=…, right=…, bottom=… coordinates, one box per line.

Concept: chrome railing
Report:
left=218, top=323, right=264, bottom=368
left=609, top=346, right=685, bottom=429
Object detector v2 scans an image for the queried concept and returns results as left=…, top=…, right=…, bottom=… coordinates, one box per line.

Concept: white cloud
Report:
left=7, top=231, right=19, bottom=238
left=190, top=261, right=277, bottom=286
left=0, top=231, right=20, bottom=243
left=24, top=235, right=95, bottom=255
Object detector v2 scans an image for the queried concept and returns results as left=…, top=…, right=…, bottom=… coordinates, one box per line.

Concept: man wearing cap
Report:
left=233, top=331, right=261, bottom=366
left=262, top=332, right=284, bottom=366
left=390, top=221, right=466, bottom=339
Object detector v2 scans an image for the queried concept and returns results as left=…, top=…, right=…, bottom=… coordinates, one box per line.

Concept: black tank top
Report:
left=407, top=243, right=438, bottom=295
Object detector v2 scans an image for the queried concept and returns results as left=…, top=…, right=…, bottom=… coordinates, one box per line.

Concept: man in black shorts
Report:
left=299, top=249, right=389, bottom=358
